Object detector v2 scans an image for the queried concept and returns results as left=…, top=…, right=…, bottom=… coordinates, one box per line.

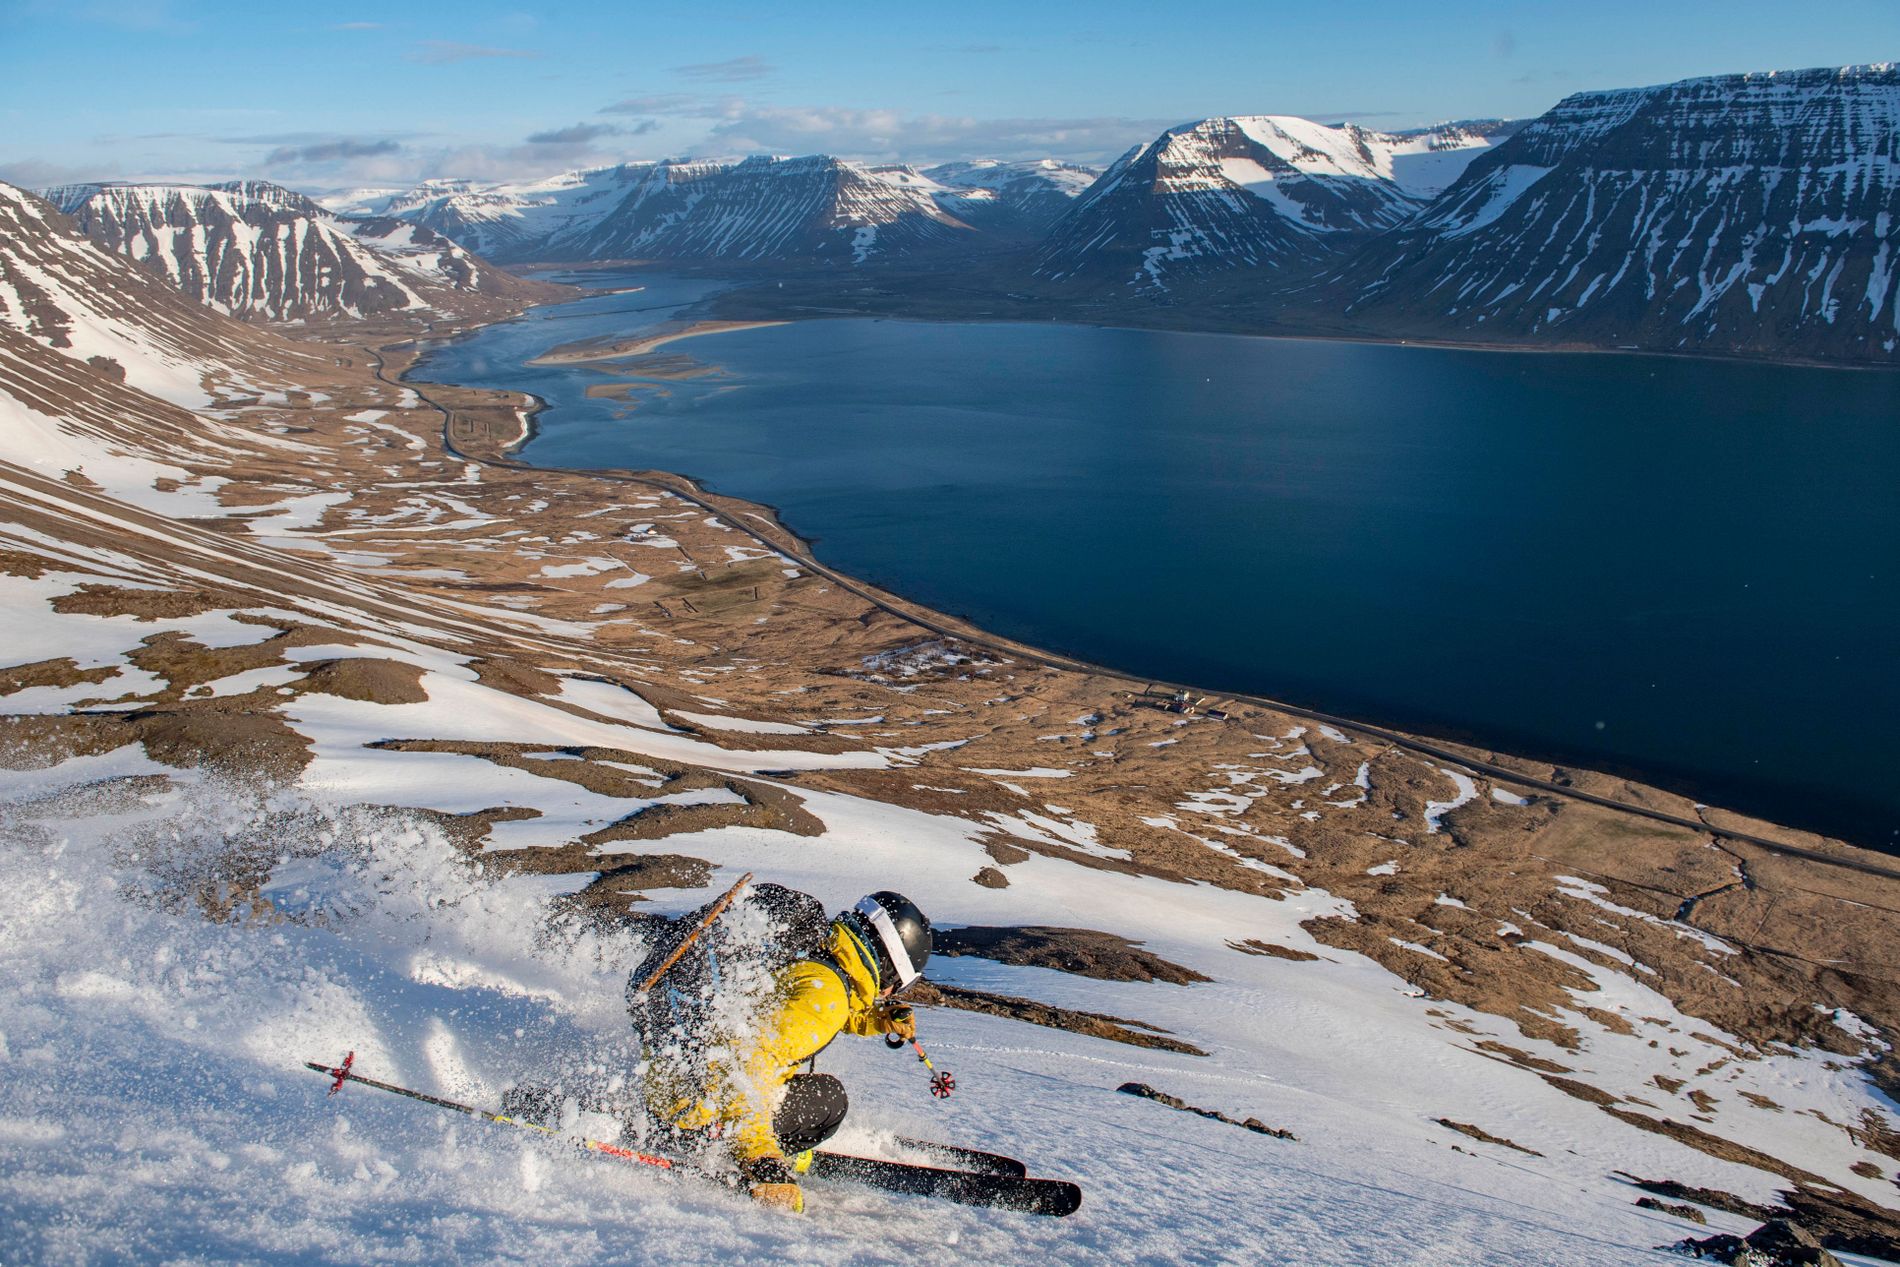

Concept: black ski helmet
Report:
left=844, top=891, right=932, bottom=991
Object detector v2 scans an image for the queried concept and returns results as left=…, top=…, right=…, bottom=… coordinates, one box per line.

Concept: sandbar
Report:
left=529, top=319, right=786, bottom=366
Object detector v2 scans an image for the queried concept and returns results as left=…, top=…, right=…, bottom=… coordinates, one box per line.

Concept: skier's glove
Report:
left=744, top=1156, right=805, bottom=1215
left=751, top=1182, right=804, bottom=1214
left=883, top=1003, right=916, bottom=1042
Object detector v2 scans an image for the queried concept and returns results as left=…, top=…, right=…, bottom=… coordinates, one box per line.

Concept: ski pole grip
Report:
left=885, top=1033, right=906, bottom=1050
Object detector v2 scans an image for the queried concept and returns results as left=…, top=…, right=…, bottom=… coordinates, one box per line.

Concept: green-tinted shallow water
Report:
left=416, top=271, right=1900, bottom=851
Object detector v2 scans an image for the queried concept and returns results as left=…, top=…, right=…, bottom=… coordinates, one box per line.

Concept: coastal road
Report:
left=373, top=339, right=1900, bottom=887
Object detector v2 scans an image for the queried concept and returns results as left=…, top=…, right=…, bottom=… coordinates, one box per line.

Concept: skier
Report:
left=630, top=887, right=933, bottom=1214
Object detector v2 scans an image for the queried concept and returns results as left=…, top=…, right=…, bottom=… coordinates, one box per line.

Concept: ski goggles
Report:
left=854, top=896, right=921, bottom=990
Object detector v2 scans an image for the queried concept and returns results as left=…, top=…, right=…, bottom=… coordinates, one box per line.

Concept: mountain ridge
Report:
left=45, top=179, right=557, bottom=324
left=1323, top=62, right=1900, bottom=360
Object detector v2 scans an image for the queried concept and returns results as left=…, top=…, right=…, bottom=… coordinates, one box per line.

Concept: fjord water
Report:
left=415, top=273, right=1900, bottom=850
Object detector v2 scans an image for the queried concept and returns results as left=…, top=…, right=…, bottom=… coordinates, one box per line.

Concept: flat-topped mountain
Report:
left=362, top=156, right=1015, bottom=265
left=45, top=180, right=549, bottom=323
left=580, top=155, right=976, bottom=263
left=1036, top=117, right=1515, bottom=290
left=1327, top=63, right=1900, bottom=360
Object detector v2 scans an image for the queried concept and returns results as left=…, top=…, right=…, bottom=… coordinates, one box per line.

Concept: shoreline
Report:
left=527, top=319, right=787, bottom=366
left=394, top=288, right=1898, bottom=858
left=716, top=305, right=1900, bottom=375
left=393, top=277, right=1892, bottom=850
left=510, top=258, right=1900, bottom=373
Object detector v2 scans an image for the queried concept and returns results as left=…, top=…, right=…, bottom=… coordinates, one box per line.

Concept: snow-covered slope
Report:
left=3, top=173, right=1898, bottom=1265
left=358, top=167, right=676, bottom=264
left=370, top=158, right=982, bottom=266
left=575, top=155, right=977, bottom=264
left=1037, top=117, right=1512, bottom=290
left=923, top=159, right=1100, bottom=234
left=1334, top=64, right=1900, bottom=361
left=44, top=180, right=539, bottom=322
left=0, top=183, right=330, bottom=409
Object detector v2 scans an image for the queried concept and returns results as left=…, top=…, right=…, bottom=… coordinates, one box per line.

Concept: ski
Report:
left=805, top=1151, right=1082, bottom=1217
left=305, top=1055, right=1078, bottom=1216
left=886, top=1136, right=1027, bottom=1177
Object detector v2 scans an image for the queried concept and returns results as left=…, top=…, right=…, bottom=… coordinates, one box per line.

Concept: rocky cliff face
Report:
left=361, top=166, right=681, bottom=263
left=574, top=155, right=976, bottom=263
left=368, top=156, right=984, bottom=265
left=1036, top=117, right=1510, bottom=290
left=1, top=183, right=329, bottom=403
left=923, top=159, right=1100, bottom=235
left=1331, top=64, right=1900, bottom=361
left=45, top=180, right=542, bottom=323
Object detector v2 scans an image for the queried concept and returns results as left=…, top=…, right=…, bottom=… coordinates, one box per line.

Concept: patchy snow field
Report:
left=5, top=744, right=1887, bottom=1265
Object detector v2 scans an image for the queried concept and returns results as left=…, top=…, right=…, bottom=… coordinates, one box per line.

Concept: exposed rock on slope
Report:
left=1036, top=117, right=1512, bottom=290
left=582, top=156, right=976, bottom=263
left=923, top=159, right=1100, bottom=234
left=45, top=180, right=554, bottom=323
left=0, top=183, right=331, bottom=409
left=1332, top=64, right=1900, bottom=361
left=366, top=157, right=982, bottom=265
left=5, top=173, right=1900, bottom=1256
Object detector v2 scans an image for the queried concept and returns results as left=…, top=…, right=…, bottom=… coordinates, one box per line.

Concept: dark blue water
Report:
left=415, top=271, right=1900, bottom=850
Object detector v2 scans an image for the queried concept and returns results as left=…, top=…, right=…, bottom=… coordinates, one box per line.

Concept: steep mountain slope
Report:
left=0, top=183, right=333, bottom=411
left=354, top=166, right=677, bottom=263
left=45, top=180, right=550, bottom=323
left=1036, top=118, right=1512, bottom=290
left=3, top=174, right=1900, bottom=1262
left=573, top=155, right=976, bottom=264
left=366, top=157, right=981, bottom=265
left=1332, top=64, right=1900, bottom=361
left=923, top=159, right=1100, bottom=234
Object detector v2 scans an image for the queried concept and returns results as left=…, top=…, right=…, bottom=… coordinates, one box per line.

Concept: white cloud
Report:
left=704, top=105, right=1169, bottom=165
left=0, top=157, right=122, bottom=189
left=524, top=123, right=625, bottom=145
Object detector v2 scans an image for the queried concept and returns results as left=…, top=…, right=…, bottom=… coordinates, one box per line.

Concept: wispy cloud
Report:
left=408, top=40, right=540, bottom=65
left=600, top=94, right=714, bottom=116
left=264, top=138, right=402, bottom=165
left=704, top=105, right=1165, bottom=165
left=0, top=156, right=122, bottom=188
left=524, top=122, right=624, bottom=145
left=1494, top=28, right=1518, bottom=58
left=672, top=55, right=774, bottom=83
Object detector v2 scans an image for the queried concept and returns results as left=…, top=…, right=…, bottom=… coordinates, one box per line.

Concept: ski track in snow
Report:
left=5, top=745, right=1881, bottom=1264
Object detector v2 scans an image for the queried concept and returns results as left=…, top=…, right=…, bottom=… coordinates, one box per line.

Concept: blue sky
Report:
left=2, top=0, right=1895, bottom=190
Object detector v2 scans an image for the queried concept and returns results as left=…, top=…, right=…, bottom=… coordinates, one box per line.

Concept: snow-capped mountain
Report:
left=575, top=155, right=976, bottom=264
left=348, top=166, right=677, bottom=263
left=1037, top=117, right=1515, bottom=289
left=370, top=157, right=982, bottom=265
left=922, top=159, right=1100, bottom=233
left=43, top=180, right=544, bottom=323
left=0, top=183, right=330, bottom=410
left=1331, top=64, right=1900, bottom=361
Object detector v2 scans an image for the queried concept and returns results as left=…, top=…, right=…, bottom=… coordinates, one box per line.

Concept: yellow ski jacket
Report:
left=652, top=919, right=898, bottom=1163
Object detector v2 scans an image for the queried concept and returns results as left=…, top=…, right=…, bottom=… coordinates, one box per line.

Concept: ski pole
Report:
left=303, top=1053, right=675, bottom=1171
left=628, top=871, right=754, bottom=999
left=885, top=1034, right=956, bottom=1098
